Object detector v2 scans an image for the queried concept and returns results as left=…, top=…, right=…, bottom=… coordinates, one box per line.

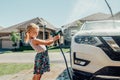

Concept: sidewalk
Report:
left=0, top=52, right=71, bottom=80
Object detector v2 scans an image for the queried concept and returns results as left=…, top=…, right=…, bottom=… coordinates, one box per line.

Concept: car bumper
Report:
left=73, top=69, right=120, bottom=80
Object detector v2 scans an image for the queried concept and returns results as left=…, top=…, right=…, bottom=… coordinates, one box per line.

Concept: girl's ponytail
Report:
left=24, top=32, right=29, bottom=43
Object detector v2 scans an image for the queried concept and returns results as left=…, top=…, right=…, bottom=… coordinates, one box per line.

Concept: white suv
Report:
left=71, top=20, right=120, bottom=80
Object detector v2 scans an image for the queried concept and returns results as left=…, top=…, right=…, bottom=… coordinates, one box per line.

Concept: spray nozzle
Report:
left=51, top=30, right=62, bottom=37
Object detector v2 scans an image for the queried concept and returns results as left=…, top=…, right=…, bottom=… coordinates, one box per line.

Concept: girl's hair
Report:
left=24, top=23, right=39, bottom=43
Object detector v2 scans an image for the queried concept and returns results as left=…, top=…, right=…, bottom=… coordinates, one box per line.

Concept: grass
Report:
left=0, top=63, right=55, bottom=76
left=0, top=63, right=33, bottom=76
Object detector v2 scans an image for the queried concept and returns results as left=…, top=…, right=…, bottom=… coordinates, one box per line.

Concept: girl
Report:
left=24, top=23, right=60, bottom=80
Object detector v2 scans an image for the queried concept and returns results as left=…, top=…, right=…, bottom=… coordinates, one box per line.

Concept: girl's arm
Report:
left=32, top=35, right=60, bottom=45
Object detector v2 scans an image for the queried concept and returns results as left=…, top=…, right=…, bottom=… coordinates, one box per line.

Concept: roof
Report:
left=39, top=18, right=58, bottom=30
left=0, top=17, right=57, bottom=33
left=62, top=12, right=111, bottom=29
left=108, top=11, right=120, bottom=20
left=80, top=12, right=111, bottom=21
left=17, top=17, right=58, bottom=30
left=62, top=20, right=82, bottom=29
left=0, top=25, right=19, bottom=33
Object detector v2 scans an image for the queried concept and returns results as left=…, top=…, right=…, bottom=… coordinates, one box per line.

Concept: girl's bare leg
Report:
left=32, top=74, right=42, bottom=80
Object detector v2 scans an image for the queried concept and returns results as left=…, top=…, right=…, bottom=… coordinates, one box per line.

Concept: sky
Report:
left=0, top=0, right=120, bottom=28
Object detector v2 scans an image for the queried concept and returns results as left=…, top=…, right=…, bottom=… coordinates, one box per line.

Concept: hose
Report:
left=50, top=29, right=72, bottom=80
left=57, top=40, right=72, bottom=80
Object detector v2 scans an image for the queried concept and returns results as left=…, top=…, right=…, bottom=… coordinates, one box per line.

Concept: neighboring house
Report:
left=108, top=12, right=120, bottom=20
left=62, top=12, right=120, bottom=46
left=62, top=20, right=82, bottom=46
left=0, top=26, right=3, bottom=30
left=0, top=17, right=58, bottom=49
left=80, top=12, right=111, bottom=22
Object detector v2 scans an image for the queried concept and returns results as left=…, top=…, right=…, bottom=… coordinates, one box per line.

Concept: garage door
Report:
left=2, top=39, right=19, bottom=49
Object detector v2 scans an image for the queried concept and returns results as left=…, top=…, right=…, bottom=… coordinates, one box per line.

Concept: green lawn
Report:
left=0, top=63, right=56, bottom=76
left=0, top=63, right=33, bottom=76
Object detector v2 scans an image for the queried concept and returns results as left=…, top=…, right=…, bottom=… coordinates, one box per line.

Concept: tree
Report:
left=10, top=31, right=21, bottom=50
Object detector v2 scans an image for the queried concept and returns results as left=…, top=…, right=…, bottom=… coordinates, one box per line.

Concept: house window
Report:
left=38, top=31, right=43, bottom=39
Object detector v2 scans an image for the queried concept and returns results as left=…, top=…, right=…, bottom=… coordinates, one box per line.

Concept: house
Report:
left=62, top=12, right=120, bottom=46
left=80, top=12, right=111, bottom=22
left=62, top=20, right=83, bottom=46
left=108, top=12, right=120, bottom=20
left=0, top=17, right=58, bottom=49
left=0, top=26, right=3, bottom=30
